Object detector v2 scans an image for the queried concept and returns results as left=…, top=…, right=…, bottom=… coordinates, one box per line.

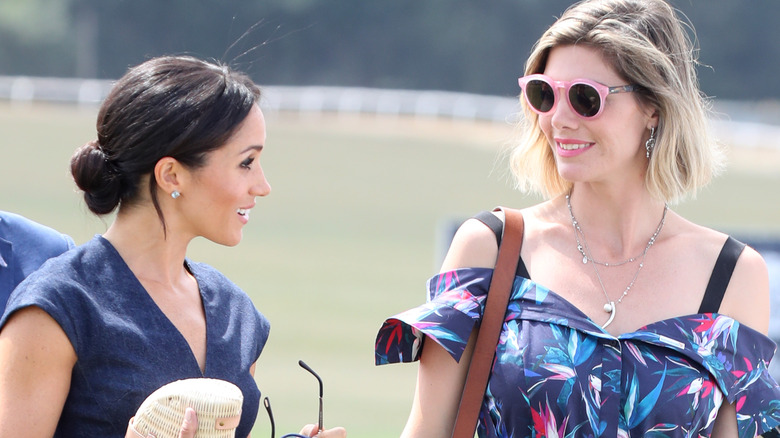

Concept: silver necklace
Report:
left=569, top=196, right=667, bottom=267
left=575, top=233, right=642, bottom=266
left=565, top=193, right=668, bottom=329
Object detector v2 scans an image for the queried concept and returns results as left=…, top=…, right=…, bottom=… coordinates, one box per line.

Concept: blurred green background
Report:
left=4, top=0, right=780, bottom=104
left=3, top=0, right=780, bottom=435
left=1, top=102, right=778, bottom=437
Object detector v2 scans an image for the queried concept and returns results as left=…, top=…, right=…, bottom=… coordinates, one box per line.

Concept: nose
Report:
left=252, top=166, right=271, bottom=197
left=549, top=87, right=579, bottom=129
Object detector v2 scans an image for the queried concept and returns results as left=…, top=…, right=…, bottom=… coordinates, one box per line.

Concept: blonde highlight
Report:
left=509, top=0, right=724, bottom=203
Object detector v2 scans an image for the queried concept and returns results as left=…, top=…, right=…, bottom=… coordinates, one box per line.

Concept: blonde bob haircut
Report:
left=509, top=0, right=724, bottom=203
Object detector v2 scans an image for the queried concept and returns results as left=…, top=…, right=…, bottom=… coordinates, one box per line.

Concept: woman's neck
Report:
left=565, top=184, right=668, bottom=261
left=102, top=205, right=192, bottom=288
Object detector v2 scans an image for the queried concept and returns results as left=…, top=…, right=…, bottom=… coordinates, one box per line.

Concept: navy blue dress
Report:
left=376, top=216, right=780, bottom=437
left=0, top=236, right=270, bottom=437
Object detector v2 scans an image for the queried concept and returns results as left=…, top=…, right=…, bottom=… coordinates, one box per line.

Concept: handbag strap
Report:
left=451, top=208, right=524, bottom=438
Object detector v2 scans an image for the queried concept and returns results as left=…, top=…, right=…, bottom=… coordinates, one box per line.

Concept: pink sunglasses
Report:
left=518, top=74, right=638, bottom=119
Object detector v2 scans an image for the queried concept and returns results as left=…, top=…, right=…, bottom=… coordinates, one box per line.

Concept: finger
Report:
left=319, top=426, right=347, bottom=438
left=178, top=408, right=198, bottom=438
left=298, top=423, right=317, bottom=436
left=125, top=417, right=139, bottom=438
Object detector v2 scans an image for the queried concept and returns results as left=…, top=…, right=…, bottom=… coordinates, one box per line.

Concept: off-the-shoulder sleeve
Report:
left=706, top=321, right=780, bottom=438
left=374, top=268, right=493, bottom=365
left=631, top=314, right=780, bottom=438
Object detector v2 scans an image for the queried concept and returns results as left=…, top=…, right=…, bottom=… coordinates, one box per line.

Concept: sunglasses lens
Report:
left=525, top=79, right=555, bottom=113
left=569, top=83, right=601, bottom=117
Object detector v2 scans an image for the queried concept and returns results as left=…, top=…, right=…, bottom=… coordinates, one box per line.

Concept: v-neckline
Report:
left=510, top=271, right=761, bottom=340
left=448, top=266, right=763, bottom=340
left=96, top=235, right=209, bottom=375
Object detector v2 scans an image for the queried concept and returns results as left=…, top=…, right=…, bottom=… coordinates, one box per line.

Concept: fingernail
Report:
left=185, top=408, right=195, bottom=422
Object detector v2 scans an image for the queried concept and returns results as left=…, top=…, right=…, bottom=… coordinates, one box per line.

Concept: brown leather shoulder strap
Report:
left=451, top=207, right=524, bottom=438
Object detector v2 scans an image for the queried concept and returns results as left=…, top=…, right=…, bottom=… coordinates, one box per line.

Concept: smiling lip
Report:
left=556, top=139, right=593, bottom=157
left=236, top=205, right=254, bottom=224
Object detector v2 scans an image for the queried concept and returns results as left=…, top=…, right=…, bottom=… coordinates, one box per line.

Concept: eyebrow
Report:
left=239, top=145, right=264, bottom=155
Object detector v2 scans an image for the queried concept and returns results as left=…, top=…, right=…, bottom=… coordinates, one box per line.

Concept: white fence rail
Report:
left=2, top=75, right=780, bottom=150
left=0, top=76, right=518, bottom=123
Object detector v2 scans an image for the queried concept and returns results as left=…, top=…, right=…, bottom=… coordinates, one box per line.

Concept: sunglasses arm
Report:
left=318, top=395, right=324, bottom=432
left=608, top=84, right=638, bottom=94
left=298, top=360, right=324, bottom=432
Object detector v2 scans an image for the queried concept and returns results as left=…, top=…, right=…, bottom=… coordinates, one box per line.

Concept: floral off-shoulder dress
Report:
left=375, top=265, right=780, bottom=437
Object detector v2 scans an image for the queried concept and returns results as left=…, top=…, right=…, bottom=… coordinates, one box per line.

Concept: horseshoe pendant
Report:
left=601, top=301, right=616, bottom=329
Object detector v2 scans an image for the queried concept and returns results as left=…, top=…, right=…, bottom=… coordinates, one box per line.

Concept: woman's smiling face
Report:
left=177, top=104, right=271, bottom=246
left=539, top=44, right=657, bottom=187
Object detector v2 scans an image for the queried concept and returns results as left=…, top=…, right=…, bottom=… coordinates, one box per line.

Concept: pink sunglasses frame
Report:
left=518, top=74, right=637, bottom=119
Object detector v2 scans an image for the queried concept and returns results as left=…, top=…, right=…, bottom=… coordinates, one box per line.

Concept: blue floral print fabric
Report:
left=375, top=268, right=780, bottom=437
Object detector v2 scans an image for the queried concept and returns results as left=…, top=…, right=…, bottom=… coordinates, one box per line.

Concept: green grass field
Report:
left=1, top=102, right=779, bottom=437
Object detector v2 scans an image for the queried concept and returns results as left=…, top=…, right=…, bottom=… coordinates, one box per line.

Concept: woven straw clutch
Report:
left=129, top=378, right=244, bottom=438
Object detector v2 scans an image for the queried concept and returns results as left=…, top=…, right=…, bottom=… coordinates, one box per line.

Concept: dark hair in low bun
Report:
left=72, top=55, right=262, bottom=224
left=70, top=141, right=123, bottom=215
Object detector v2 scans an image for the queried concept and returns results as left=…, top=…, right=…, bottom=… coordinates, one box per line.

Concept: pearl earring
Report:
left=171, top=190, right=181, bottom=199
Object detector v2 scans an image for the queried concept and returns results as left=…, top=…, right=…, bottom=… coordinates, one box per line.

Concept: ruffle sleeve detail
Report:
left=708, top=320, right=780, bottom=438
left=375, top=268, right=493, bottom=365
left=629, top=314, right=780, bottom=438
left=685, top=316, right=780, bottom=438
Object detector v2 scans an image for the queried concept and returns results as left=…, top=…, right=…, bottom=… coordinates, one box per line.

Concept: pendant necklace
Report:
left=565, top=193, right=668, bottom=329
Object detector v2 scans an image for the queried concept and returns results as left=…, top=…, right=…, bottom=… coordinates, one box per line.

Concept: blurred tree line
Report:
left=1, top=0, right=778, bottom=100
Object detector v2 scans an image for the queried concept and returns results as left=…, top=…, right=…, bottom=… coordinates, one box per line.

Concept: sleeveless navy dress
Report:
left=1, top=236, right=269, bottom=437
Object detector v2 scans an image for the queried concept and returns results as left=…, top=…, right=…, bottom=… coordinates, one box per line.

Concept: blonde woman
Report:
left=375, top=0, right=780, bottom=436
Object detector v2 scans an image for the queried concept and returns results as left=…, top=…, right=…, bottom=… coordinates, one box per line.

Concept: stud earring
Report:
left=645, top=126, right=656, bottom=158
left=171, top=190, right=181, bottom=199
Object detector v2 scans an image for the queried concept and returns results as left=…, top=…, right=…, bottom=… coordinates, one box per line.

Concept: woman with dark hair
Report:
left=0, top=56, right=345, bottom=438
left=375, top=0, right=780, bottom=437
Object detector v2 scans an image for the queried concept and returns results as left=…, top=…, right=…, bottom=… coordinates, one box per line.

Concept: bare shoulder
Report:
left=439, top=203, right=553, bottom=272
left=674, top=218, right=771, bottom=333
left=439, top=212, right=501, bottom=271
left=721, top=242, right=770, bottom=334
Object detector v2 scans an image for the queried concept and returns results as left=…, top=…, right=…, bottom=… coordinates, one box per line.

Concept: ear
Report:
left=646, top=108, right=660, bottom=131
left=154, top=157, right=184, bottom=197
